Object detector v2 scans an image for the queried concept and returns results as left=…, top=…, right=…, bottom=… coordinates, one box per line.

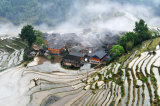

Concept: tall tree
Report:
left=19, top=25, right=36, bottom=47
left=134, top=19, right=151, bottom=42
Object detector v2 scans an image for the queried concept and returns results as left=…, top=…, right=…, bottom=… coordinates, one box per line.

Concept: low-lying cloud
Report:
left=1, top=0, right=160, bottom=37
left=56, top=1, right=160, bottom=32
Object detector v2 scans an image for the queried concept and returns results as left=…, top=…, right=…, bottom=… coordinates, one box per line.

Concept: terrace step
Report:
left=90, top=90, right=104, bottom=105
left=120, top=78, right=129, bottom=106
left=96, top=84, right=110, bottom=105
left=87, top=89, right=101, bottom=106
left=114, top=86, right=121, bottom=106
left=143, top=83, right=150, bottom=106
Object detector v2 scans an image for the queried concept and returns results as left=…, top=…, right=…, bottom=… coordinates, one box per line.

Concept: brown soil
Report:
left=38, top=56, right=62, bottom=65
left=51, top=56, right=62, bottom=63
left=38, top=56, right=49, bottom=65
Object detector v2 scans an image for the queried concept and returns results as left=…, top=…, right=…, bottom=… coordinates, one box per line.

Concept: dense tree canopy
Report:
left=134, top=19, right=152, bottom=42
left=118, top=19, right=152, bottom=52
left=19, top=25, right=36, bottom=47
left=0, top=0, right=74, bottom=25
left=126, top=41, right=134, bottom=52
left=118, top=32, right=139, bottom=50
left=35, top=37, right=45, bottom=46
left=34, top=30, right=44, bottom=37
left=110, top=45, right=125, bottom=58
left=0, top=0, right=159, bottom=25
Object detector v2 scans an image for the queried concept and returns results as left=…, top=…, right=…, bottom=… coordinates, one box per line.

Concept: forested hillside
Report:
left=0, top=0, right=74, bottom=25
left=0, top=0, right=160, bottom=26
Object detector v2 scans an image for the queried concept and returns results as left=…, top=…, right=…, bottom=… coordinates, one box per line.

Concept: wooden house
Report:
left=80, top=41, right=93, bottom=54
left=62, top=55, right=82, bottom=67
left=69, top=52, right=86, bottom=60
left=48, top=39, right=65, bottom=55
left=65, top=39, right=79, bottom=49
left=90, top=50, right=107, bottom=64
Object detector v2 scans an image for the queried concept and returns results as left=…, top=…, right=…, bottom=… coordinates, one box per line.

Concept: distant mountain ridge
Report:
left=0, top=0, right=160, bottom=26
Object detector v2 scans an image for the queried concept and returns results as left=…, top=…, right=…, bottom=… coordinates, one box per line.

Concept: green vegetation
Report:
left=142, top=77, right=148, bottom=83
left=118, top=32, right=139, bottom=51
left=23, top=48, right=34, bottom=61
left=95, top=82, right=99, bottom=89
left=134, top=19, right=152, bottom=42
left=0, top=0, right=74, bottom=25
left=34, top=30, right=44, bottom=37
left=121, top=85, right=125, bottom=97
left=46, top=55, right=54, bottom=60
left=19, top=25, right=36, bottom=47
left=126, top=41, right=134, bottom=52
left=19, top=25, right=45, bottom=47
left=110, top=45, right=125, bottom=59
left=97, top=73, right=103, bottom=81
left=118, top=19, right=152, bottom=53
left=0, top=38, right=27, bottom=53
left=35, top=37, right=45, bottom=46
left=150, top=65, right=159, bottom=101
left=148, top=37, right=160, bottom=51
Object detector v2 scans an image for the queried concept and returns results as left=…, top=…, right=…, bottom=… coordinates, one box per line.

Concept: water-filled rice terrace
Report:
left=0, top=38, right=160, bottom=106
left=27, top=40, right=160, bottom=105
left=0, top=38, right=26, bottom=71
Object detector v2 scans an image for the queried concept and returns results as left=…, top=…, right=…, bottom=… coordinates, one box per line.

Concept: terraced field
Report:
left=0, top=38, right=160, bottom=106
left=0, top=37, right=26, bottom=71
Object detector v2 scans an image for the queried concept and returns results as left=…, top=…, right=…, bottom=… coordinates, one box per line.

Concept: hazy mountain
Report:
left=0, top=0, right=160, bottom=27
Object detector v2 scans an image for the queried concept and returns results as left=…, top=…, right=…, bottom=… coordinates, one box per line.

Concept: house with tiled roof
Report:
left=62, top=55, right=82, bottom=67
left=90, top=50, right=107, bottom=64
left=69, top=52, right=86, bottom=60
left=80, top=41, right=93, bottom=54
left=48, top=39, right=65, bottom=55
left=69, top=45, right=84, bottom=53
left=65, top=39, right=79, bottom=48
left=62, top=33, right=77, bottom=40
left=43, top=33, right=61, bottom=46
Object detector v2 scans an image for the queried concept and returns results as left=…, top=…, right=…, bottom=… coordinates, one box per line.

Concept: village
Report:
left=27, top=28, right=124, bottom=70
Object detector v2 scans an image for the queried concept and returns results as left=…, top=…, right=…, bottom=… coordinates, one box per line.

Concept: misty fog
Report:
left=0, top=0, right=160, bottom=37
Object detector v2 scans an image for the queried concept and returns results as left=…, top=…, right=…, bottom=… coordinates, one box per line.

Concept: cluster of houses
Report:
left=28, top=29, right=123, bottom=68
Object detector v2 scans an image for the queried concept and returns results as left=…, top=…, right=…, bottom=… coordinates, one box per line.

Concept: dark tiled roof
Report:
left=62, top=33, right=77, bottom=38
left=45, top=33, right=61, bottom=41
left=88, top=38, right=102, bottom=47
left=48, top=39, right=65, bottom=49
left=49, top=39, right=65, bottom=45
left=67, top=39, right=78, bottom=43
left=80, top=41, right=93, bottom=48
left=70, top=46, right=84, bottom=52
left=70, top=52, right=86, bottom=57
left=91, top=50, right=107, bottom=59
left=48, top=44, right=64, bottom=49
left=63, top=55, right=81, bottom=62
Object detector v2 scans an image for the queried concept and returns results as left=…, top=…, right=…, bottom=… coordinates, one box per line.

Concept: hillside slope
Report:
left=0, top=37, right=160, bottom=106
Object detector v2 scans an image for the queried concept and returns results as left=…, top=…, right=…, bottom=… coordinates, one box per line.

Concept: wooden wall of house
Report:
left=48, top=46, right=64, bottom=54
left=91, top=58, right=100, bottom=62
